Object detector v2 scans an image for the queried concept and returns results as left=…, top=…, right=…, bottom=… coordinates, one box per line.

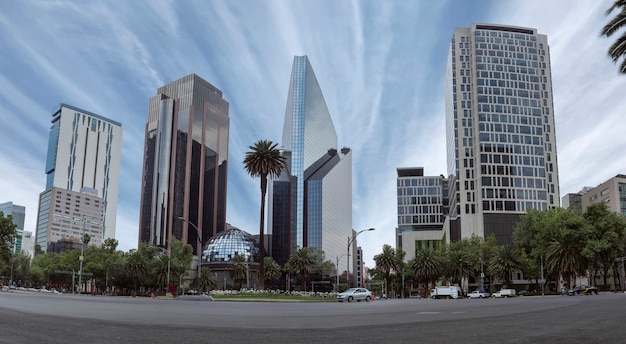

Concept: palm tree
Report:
left=410, top=247, right=443, bottom=294
left=229, top=254, right=249, bottom=289
left=263, top=256, right=282, bottom=289
left=489, top=245, right=524, bottom=288
left=243, top=139, right=287, bottom=290
left=124, top=250, right=148, bottom=297
left=546, top=228, right=588, bottom=289
left=601, top=1, right=626, bottom=73
left=199, top=267, right=218, bottom=292
left=374, top=245, right=400, bottom=298
left=285, top=248, right=315, bottom=291
left=442, top=249, right=473, bottom=295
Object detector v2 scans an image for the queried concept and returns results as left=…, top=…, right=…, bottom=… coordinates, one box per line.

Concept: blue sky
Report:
left=1, top=1, right=625, bottom=268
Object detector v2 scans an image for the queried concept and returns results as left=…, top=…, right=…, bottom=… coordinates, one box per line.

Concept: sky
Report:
left=1, top=0, right=625, bottom=269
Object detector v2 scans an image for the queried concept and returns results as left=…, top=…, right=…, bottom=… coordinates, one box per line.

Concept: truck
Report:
left=492, top=289, right=517, bottom=298
left=430, top=286, right=461, bottom=299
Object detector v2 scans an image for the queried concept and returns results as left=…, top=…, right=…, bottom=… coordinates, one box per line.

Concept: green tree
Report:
left=263, top=256, right=282, bottom=288
left=374, top=244, right=401, bottom=297
left=515, top=208, right=575, bottom=288
left=582, top=203, right=626, bottom=287
left=8, top=251, right=32, bottom=286
left=410, top=247, right=443, bottom=294
left=601, top=1, right=626, bottom=74
left=125, top=248, right=149, bottom=296
left=199, top=267, right=218, bottom=292
left=30, top=252, right=61, bottom=287
left=243, top=139, right=287, bottom=290
left=285, top=247, right=316, bottom=291
left=442, top=246, right=473, bottom=293
left=0, top=211, right=17, bottom=272
left=489, top=245, right=524, bottom=288
left=545, top=220, right=588, bottom=290
left=229, top=254, right=249, bottom=289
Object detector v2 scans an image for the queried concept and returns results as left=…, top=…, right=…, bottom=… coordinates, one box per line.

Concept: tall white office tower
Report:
left=35, top=104, right=122, bottom=251
left=445, top=24, right=559, bottom=244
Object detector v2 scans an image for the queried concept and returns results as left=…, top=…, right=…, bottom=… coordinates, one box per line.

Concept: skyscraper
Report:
left=139, top=74, right=229, bottom=255
left=0, top=202, right=25, bottom=253
left=35, top=104, right=122, bottom=251
left=445, top=24, right=559, bottom=244
left=268, top=56, right=352, bottom=275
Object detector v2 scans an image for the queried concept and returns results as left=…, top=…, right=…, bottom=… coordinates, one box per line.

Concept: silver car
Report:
left=337, top=288, right=372, bottom=302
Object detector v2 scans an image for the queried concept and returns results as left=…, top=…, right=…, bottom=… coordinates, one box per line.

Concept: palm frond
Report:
left=602, top=11, right=626, bottom=37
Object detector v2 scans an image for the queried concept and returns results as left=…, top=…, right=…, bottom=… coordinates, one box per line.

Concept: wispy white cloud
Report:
left=1, top=0, right=625, bottom=268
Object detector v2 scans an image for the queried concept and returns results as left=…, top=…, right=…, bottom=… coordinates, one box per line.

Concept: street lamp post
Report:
left=178, top=217, right=202, bottom=294
left=541, top=255, right=544, bottom=296
left=78, top=216, right=87, bottom=294
left=335, top=254, right=347, bottom=292
left=347, top=228, right=375, bottom=288
left=156, top=246, right=171, bottom=294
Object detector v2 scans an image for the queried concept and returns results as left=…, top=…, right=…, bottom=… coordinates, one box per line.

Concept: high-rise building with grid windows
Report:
left=395, top=168, right=449, bottom=262
left=445, top=24, right=559, bottom=244
left=268, top=56, right=352, bottom=281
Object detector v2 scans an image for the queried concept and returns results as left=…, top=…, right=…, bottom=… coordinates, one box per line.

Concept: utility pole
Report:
left=78, top=216, right=86, bottom=293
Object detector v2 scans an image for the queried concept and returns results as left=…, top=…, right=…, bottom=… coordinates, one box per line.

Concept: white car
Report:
left=468, top=290, right=490, bottom=299
left=337, top=288, right=372, bottom=302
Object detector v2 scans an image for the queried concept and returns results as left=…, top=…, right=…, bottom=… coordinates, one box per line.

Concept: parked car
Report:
left=568, top=285, right=598, bottom=296
left=468, top=290, right=490, bottom=299
left=337, top=288, right=372, bottom=302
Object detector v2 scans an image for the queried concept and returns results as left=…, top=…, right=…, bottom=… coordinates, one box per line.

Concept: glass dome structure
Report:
left=201, top=228, right=260, bottom=262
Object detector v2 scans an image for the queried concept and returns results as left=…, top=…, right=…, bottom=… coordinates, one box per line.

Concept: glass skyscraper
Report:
left=138, top=74, right=229, bottom=255
left=268, top=56, right=352, bottom=273
left=35, top=104, right=122, bottom=251
left=446, top=24, right=559, bottom=244
left=0, top=202, right=25, bottom=253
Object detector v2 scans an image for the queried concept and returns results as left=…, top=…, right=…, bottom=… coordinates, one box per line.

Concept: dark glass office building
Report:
left=138, top=74, right=229, bottom=254
left=268, top=56, right=352, bottom=273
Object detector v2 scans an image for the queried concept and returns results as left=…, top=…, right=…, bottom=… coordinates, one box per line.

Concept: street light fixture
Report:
left=178, top=217, right=202, bottom=294
left=155, top=246, right=171, bottom=294
left=347, top=228, right=375, bottom=288
left=78, top=216, right=87, bottom=294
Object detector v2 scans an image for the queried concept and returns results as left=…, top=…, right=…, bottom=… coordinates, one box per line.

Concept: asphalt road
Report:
left=1, top=290, right=625, bottom=343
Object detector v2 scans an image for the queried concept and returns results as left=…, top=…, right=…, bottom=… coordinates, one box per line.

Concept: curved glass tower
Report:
left=268, top=56, right=352, bottom=273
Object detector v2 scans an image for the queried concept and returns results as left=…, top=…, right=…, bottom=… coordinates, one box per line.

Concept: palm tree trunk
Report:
left=258, top=175, right=267, bottom=290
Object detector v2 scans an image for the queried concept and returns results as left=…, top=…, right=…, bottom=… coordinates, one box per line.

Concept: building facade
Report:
left=35, top=104, right=121, bottom=251
left=580, top=174, right=626, bottom=216
left=138, top=74, right=229, bottom=255
left=445, top=24, right=560, bottom=244
left=267, top=56, right=353, bottom=276
left=0, top=202, right=25, bottom=253
left=395, top=168, right=449, bottom=262
left=36, top=187, right=104, bottom=252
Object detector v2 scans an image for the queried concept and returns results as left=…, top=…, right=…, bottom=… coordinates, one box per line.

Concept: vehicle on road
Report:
left=468, top=290, right=490, bottom=299
left=430, top=286, right=461, bottom=299
left=337, top=288, right=372, bottom=302
left=492, top=289, right=516, bottom=298
left=568, top=285, right=598, bottom=296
